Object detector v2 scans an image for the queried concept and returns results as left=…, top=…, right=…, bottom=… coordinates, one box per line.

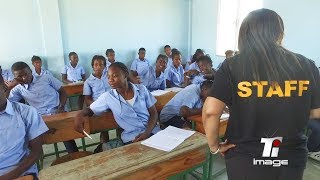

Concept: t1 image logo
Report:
left=253, top=137, right=289, bottom=167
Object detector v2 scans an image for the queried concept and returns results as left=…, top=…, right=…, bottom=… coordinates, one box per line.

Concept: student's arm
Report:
left=159, top=79, right=166, bottom=90
left=133, top=105, right=158, bottom=142
left=57, top=87, right=67, bottom=113
left=0, top=136, right=43, bottom=179
left=180, top=106, right=202, bottom=117
left=62, top=74, right=73, bottom=84
left=84, top=95, right=94, bottom=106
left=74, top=107, right=94, bottom=133
left=166, top=79, right=172, bottom=88
left=130, top=70, right=138, bottom=77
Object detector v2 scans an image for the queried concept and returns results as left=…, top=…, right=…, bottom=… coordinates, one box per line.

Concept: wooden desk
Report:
left=62, top=83, right=83, bottom=97
left=154, top=91, right=177, bottom=111
left=188, top=115, right=228, bottom=136
left=39, top=132, right=207, bottom=180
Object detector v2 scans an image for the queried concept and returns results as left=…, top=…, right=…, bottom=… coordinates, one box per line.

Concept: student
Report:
left=8, top=62, right=78, bottom=153
left=75, top=62, right=161, bottom=144
left=202, top=9, right=320, bottom=180
left=61, top=52, right=86, bottom=83
left=0, top=65, right=18, bottom=94
left=160, top=80, right=213, bottom=128
left=142, top=54, right=168, bottom=91
left=164, top=45, right=172, bottom=67
left=0, top=74, right=48, bottom=179
left=191, top=55, right=216, bottom=85
left=83, top=55, right=110, bottom=106
left=165, top=50, right=184, bottom=87
left=185, top=49, right=204, bottom=71
left=225, top=50, right=234, bottom=58
left=130, top=48, right=150, bottom=78
left=102, top=49, right=116, bottom=77
left=31, top=55, right=52, bottom=77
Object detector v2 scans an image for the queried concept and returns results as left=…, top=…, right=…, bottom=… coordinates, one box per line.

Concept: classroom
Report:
left=1, top=0, right=320, bottom=179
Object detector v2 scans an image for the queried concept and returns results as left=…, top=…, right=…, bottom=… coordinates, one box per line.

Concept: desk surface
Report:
left=188, top=115, right=228, bottom=136
left=39, top=132, right=207, bottom=180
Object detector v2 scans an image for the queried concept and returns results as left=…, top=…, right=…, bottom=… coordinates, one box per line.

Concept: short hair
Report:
left=156, top=54, right=168, bottom=63
left=0, top=73, right=4, bottom=84
left=91, top=55, right=106, bottom=67
left=11, top=61, right=31, bottom=72
left=197, top=55, right=213, bottom=66
left=171, top=50, right=181, bottom=59
left=31, top=55, right=41, bottom=62
left=225, top=50, right=234, bottom=55
left=68, top=52, right=77, bottom=58
left=138, top=47, right=146, bottom=52
left=200, top=80, right=214, bottom=90
left=164, top=45, right=171, bottom=49
left=106, top=49, right=115, bottom=56
left=109, top=62, right=129, bottom=78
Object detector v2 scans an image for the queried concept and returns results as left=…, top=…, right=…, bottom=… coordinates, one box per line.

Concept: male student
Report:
left=160, top=80, right=213, bottom=128
left=0, top=73, right=48, bottom=179
left=130, top=48, right=150, bottom=78
left=164, top=45, right=172, bottom=67
left=8, top=62, right=78, bottom=153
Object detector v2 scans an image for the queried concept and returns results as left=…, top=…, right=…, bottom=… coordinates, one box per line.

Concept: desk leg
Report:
left=54, top=143, right=60, bottom=158
left=81, top=138, right=86, bottom=151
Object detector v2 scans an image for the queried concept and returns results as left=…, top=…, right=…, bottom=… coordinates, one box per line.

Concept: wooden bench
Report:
left=39, top=132, right=209, bottom=180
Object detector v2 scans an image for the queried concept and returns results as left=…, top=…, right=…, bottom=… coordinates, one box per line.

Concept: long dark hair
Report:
left=238, top=8, right=302, bottom=82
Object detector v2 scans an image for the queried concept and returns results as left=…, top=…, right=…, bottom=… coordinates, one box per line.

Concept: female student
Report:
left=74, top=62, right=161, bottom=144
left=130, top=48, right=150, bottom=78
left=83, top=55, right=110, bottom=106
left=185, top=49, right=204, bottom=71
left=31, top=55, right=52, bottom=77
left=142, top=54, right=167, bottom=91
left=202, top=9, right=320, bottom=180
left=61, top=52, right=86, bottom=83
left=165, top=50, right=184, bottom=87
left=102, top=49, right=117, bottom=77
left=160, top=80, right=213, bottom=128
left=0, top=74, right=48, bottom=179
left=190, top=55, right=216, bottom=85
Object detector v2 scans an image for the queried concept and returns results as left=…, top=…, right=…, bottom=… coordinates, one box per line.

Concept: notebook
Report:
left=141, top=126, right=195, bottom=152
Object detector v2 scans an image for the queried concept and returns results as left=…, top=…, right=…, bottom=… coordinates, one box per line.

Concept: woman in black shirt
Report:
left=203, top=8, right=320, bottom=180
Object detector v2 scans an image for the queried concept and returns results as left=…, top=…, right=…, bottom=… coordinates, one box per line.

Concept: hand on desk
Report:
left=133, top=132, right=150, bottom=142
left=74, top=114, right=85, bottom=134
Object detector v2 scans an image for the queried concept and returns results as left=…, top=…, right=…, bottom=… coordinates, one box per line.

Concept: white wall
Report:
left=0, top=0, right=190, bottom=78
left=191, top=0, right=320, bottom=67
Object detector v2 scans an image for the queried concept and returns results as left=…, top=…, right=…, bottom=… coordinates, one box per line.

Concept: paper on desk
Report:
left=220, top=113, right=229, bottom=120
left=151, top=90, right=170, bottom=96
left=165, top=87, right=183, bottom=92
left=141, top=126, right=195, bottom=152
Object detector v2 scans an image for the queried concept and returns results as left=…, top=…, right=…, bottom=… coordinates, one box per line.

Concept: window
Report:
left=216, top=0, right=262, bottom=56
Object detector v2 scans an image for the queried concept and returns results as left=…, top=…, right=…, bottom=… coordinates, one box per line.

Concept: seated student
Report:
left=141, top=54, right=168, bottom=91
left=31, top=55, right=52, bottom=77
left=0, top=74, right=48, bottom=179
left=185, top=49, right=204, bottom=71
left=0, top=65, right=19, bottom=96
left=74, top=62, right=161, bottom=145
left=8, top=62, right=78, bottom=153
left=225, top=50, right=234, bottom=58
left=165, top=50, right=185, bottom=87
left=130, top=47, right=150, bottom=78
left=185, top=55, right=216, bottom=85
left=102, top=49, right=116, bottom=77
left=61, top=52, right=86, bottom=83
left=160, top=80, right=213, bottom=128
left=164, top=45, right=172, bottom=67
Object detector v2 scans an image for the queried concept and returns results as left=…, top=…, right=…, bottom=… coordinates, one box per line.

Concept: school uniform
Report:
left=160, top=84, right=202, bottom=127
left=1, top=69, right=14, bottom=81
left=32, top=68, right=52, bottom=77
left=90, top=83, right=161, bottom=143
left=83, top=74, right=110, bottom=101
left=9, top=75, right=62, bottom=115
left=102, top=60, right=116, bottom=77
left=191, top=74, right=206, bottom=84
left=210, top=54, right=320, bottom=179
left=0, top=100, right=48, bottom=177
left=130, top=58, right=150, bottom=77
left=141, top=66, right=166, bottom=91
left=165, top=64, right=184, bottom=87
left=184, top=55, right=193, bottom=71
left=61, top=63, right=85, bottom=82
left=188, top=62, right=200, bottom=72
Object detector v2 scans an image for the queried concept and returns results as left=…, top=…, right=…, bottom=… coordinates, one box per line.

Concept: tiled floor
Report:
left=41, top=132, right=320, bottom=179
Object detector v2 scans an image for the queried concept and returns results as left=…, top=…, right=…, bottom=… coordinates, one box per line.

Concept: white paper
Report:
left=165, top=87, right=183, bottom=92
left=220, top=113, right=230, bottom=120
left=141, top=126, right=195, bottom=152
left=151, top=90, right=170, bottom=96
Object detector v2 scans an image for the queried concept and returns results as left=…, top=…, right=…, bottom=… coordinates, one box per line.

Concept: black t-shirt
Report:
left=209, top=53, right=320, bottom=167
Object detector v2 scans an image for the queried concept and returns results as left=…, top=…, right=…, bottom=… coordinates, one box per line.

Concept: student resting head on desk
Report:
left=75, top=62, right=161, bottom=145
left=0, top=73, right=48, bottom=179
left=8, top=61, right=78, bottom=154
left=160, top=80, right=213, bottom=128
left=165, top=50, right=184, bottom=88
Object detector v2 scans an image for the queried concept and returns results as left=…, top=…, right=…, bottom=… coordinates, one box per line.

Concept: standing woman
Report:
left=202, top=9, right=320, bottom=180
